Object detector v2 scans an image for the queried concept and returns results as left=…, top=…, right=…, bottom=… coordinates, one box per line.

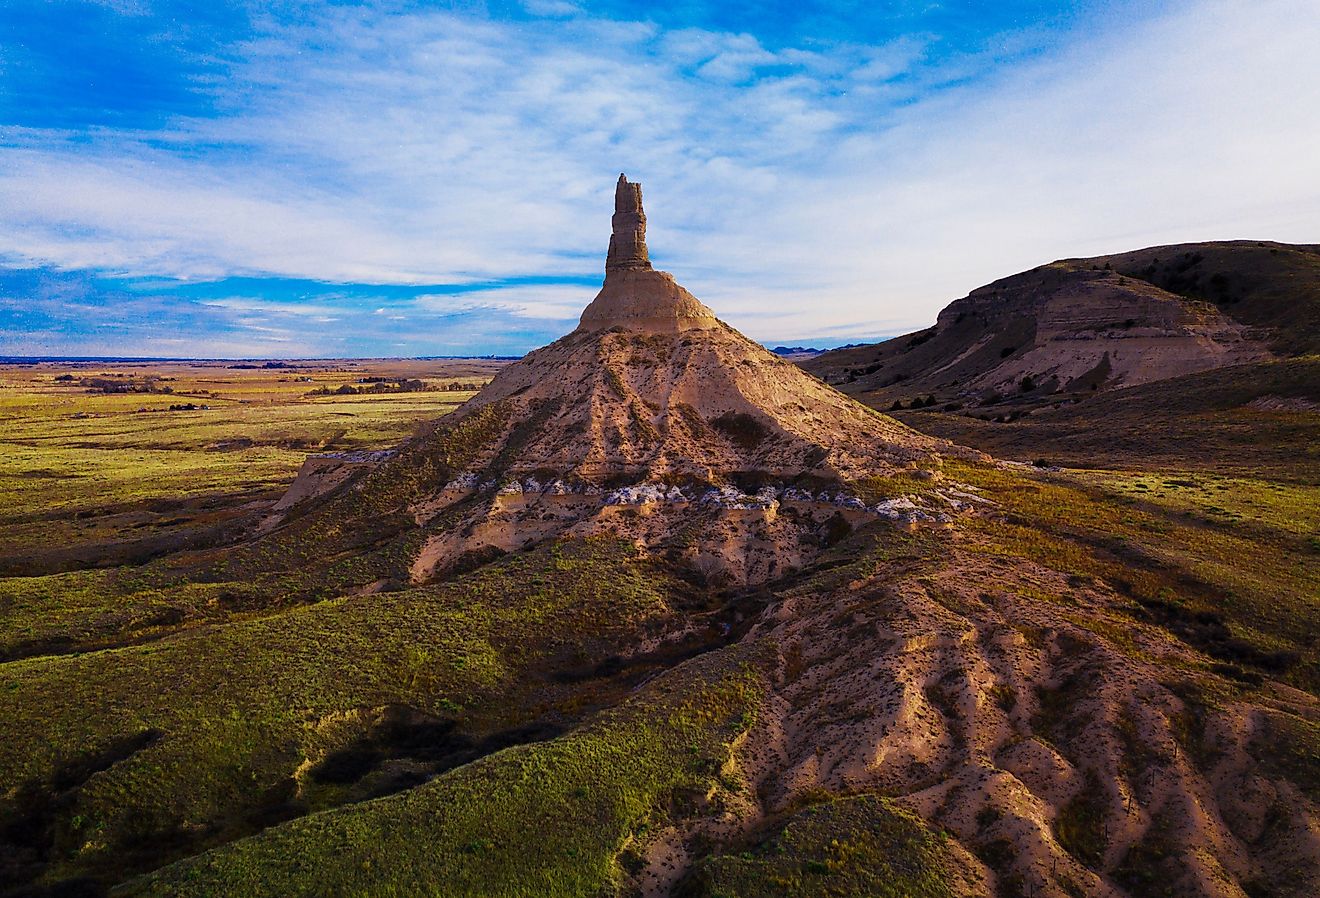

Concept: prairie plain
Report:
left=0, top=360, right=505, bottom=658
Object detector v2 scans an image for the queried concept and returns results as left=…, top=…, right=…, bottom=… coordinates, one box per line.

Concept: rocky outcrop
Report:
left=269, top=175, right=977, bottom=587
left=580, top=175, right=717, bottom=333
left=269, top=451, right=394, bottom=513
left=440, top=174, right=945, bottom=487
left=606, top=173, right=651, bottom=271
left=804, top=254, right=1275, bottom=409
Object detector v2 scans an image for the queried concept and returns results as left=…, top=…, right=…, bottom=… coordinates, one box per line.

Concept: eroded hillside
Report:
left=802, top=241, right=1320, bottom=414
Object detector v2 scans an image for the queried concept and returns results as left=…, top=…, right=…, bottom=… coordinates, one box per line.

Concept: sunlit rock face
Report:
left=605, top=173, right=651, bottom=272
left=581, top=174, right=717, bottom=334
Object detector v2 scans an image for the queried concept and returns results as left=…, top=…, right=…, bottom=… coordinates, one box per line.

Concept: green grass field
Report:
left=0, top=361, right=499, bottom=564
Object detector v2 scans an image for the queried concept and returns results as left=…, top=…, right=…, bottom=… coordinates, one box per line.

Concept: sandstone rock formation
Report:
left=442, top=174, right=943, bottom=483
left=274, top=174, right=966, bottom=585
left=581, top=175, right=714, bottom=332
left=606, top=173, right=651, bottom=271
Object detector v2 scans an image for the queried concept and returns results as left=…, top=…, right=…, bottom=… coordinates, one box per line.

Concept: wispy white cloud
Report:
left=416, top=284, right=595, bottom=321
left=1, top=0, right=1317, bottom=353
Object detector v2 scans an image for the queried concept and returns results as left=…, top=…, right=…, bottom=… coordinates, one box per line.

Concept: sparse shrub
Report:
left=603, top=367, right=628, bottom=398
left=988, top=684, right=1017, bottom=712
left=690, top=555, right=731, bottom=592
left=1055, top=770, right=1109, bottom=868
left=709, top=412, right=769, bottom=450
left=820, top=512, right=852, bottom=548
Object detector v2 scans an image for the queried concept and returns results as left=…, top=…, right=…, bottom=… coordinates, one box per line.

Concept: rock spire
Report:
left=606, top=174, right=651, bottom=271
left=579, top=174, right=717, bottom=334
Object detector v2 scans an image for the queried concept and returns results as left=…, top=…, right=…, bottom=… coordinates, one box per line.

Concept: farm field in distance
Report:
left=0, top=359, right=508, bottom=578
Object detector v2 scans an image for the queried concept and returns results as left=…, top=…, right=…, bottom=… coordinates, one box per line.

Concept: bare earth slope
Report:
left=440, top=268, right=936, bottom=485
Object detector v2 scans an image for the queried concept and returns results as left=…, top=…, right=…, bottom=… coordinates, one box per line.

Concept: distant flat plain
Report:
left=0, top=359, right=509, bottom=573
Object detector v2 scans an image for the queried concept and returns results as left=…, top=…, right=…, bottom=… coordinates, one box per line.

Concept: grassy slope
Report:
left=689, top=795, right=969, bottom=898
left=103, top=460, right=1320, bottom=896
left=98, top=528, right=944, bottom=897
left=947, top=460, right=1320, bottom=693
left=1, top=459, right=1315, bottom=895
left=119, top=646, right=764, bottom=898
left=0, top=538, right=681, bottom=888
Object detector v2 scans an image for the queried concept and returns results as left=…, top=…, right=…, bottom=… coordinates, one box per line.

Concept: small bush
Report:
left=709, top=412, right=769, bottom=450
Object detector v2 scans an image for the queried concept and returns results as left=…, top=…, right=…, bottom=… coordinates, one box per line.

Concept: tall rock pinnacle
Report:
left=579, top=174, right=717, bottom=333
left=606, top=173, right=651, bottom=271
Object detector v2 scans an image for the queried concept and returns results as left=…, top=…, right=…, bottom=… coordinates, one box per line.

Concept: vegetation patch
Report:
left=118, top=648, right=765, bottom=898
left=1113, top=811, right=1182, bottom=897
left=1248, top=710, right=1320, bottom=800
left=686, top=794, right=967, bottom=898
left=1054, top=770, right=1109, bottom=869
left=0, top=538, right=680, bottom=890
left=709, top=412, right=770, bottom=450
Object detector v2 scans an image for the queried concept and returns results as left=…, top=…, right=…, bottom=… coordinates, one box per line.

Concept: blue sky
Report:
left=1, top=0, right=1317, bottom=358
